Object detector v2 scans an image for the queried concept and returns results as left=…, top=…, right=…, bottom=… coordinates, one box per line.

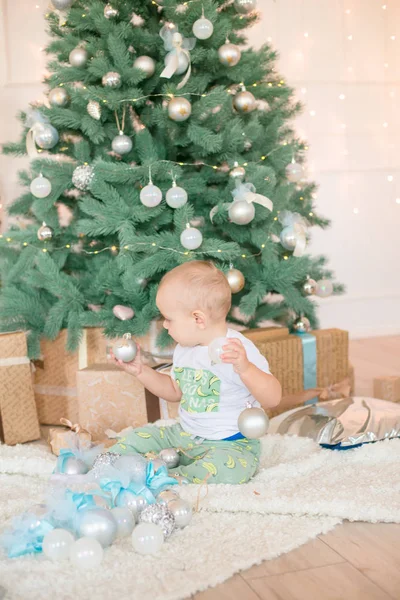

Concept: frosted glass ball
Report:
left=69, top=537, right=104, bottom=569
left=132, top=523, right=164, bottom=555
left=166, top=185, right=188, bottom=208
left=69, top=47, right=88, bottom=68
left=192, top=17, right=214, bottom=40
left=316, top=279, right=334, bottom=298
left=134, top=55, right=156, bottom=78
left=111, top=133, right=133, bottom=155
left=280, top=226, right=297, bottom=251
left=43, top=529, right=75, bottom=561
left=76, top=508, right=117, bottom=548
left=165, top=50, right=189, bottom=75
left=228, top=200, right=255, bottom=225
left=208, top=337, right=229, bottom=365
left=286, top=161, right=304, bottom=183
left=180, top=227, right=203, bottom=250
left=140, top=184, right=163, bottom=207
left=30, top=176, right=52, bottom=198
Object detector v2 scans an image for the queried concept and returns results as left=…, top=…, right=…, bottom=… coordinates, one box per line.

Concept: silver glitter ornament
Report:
left=69, top=47, right=88, bottom=68
left=303, top=277, right=317, bottom=296
left=218, top=43, right=241, bottom=67
left=104, top=3, right=118, bottom=18
left=168, top=97, right=192, bottom=122
left=49, top=87, right=70, bottom=108
left=133, top=55, right=156, bottom=78
left=102, top=71, right=121, bottom=88
left=167, top=499, right=192, bottom=528
left=37, top=222, right=54, bottom=241
left=60, top=456, right=88, bottom=475
left=293, top=316, right=311, bottom=333
left=157, top=489, right=179, bottom=505
left=228, top=200, right=255, bottom=225
left=139, top=504, right=175, bottom=538
left=229, top=164, right=246, bottom=180
left=34, top=124, right=59, bottom=150
left=113, top=334, right=137, bottom=363
left=158, top=448, right=180, bottom=469
left=51, top=0, right=74, bottom=9
left=115, top=490, right=148, bottom=521
left=233, top=90, right=256, bottom=113
left=76, top=508, right=117, bottom=548
left=111, top=133, right=133, bottom=155
left=72, top=165, right=94, bottom=191
left=238, top=405, right=269, bottom=439
left=234, top=0, right=257, bottom=13
left=91, top=452, right=121, bottom=480
left=226, top=268, right=245, bottom=293
left=87, top=100, right=101, bottom=120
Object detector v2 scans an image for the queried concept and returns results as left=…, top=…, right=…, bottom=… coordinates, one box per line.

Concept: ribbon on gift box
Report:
left=295, top=332, right=318, bottom=405
left=0, top=356, right=30, bottom=367
left=278, top=377, right=352, bottom=414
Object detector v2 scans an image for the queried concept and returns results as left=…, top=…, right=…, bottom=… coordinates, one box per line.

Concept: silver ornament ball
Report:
left=315, top=279, right=334, bottom=298
left=91, top=452, right=121, bottom=480
left=134, top=55, right=156, bottom=78
left=113, top=335, right=137, bottom=363
left=303, top=278, right=317, bottom=296
left=158, top=448, right=180, bottom=469
left=60, top=456, right=88, bottom=475
left=111, top=133, right=133, bottom=155
left=111, top=507, right=135, bottom=538
left=286, top=161, right=304, bottom=183
left=49, top=87, right=70, bottom=107
left=229, top=165, right=246, bottom=180
left=280, top=226, right=297, bottom=251
left=76, top=508, right=117, bottom=548
left=72, top=165, right=94, bottom=191
left=140, top=184, right=163, bottom=208
left=87, top=100, right=101, bottom=120
left=51, top=0, right=74, bottom=9
left=226, top=268, right=245, bottom=294
left=115, top=491, right=148, bottom=521
left=104, top=3, right=118, bottom=18
left=234, top=0, right=257, bottom=13
left=180, top=227, right=203, bottom=250
left=139, top=504, right=175, bottom=538
left=167, top=499, right=192, bottom=529
left=228, top=200, right=255, bottom=225
left=166, top=185, right=188, bottom=209
left=69, top=47, right=88, bottom=68
left=218, top=43, right=241, bottom=67
left=37, top=223, right=54, bottom=241
left=233, top=91, right=256, bottom=113
left=165, top=50, right=189, bottom=75
left=168, top=97, right=192, bottom=122
left=192, top=17, right=214, bottom=40
left=293, top=316, right=311, bottom=333
left=238, top=406, right=269, bottom=439
left=102, top=71, right=121, bottom=88
left=34, top=124, right=59, bottom=150
left=30, top=175, right=52, bottom=199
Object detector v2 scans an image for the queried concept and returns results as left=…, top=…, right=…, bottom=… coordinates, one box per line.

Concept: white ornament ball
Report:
left=167, top=499, right=192, bottom=528
left=280, top=226, right=297, bottom=251
left=140, top=184, right=163, bottom=207
left=113, top=335, right=137, bottom=363
left=228, top=200, right=255, bottom=225
left=104, top=3, right=118, bottom=18
left=34, top=124, right=59, bottom=150
left=132, top=523, right=164, bottom=555
left=234, top=0, right=257, bottom=13
left=165, top=50, right=189, bottom=75
left=208, top=337, right=229, bottom=365
left=72, top=165, right=94, bottom=191
left=69, top=47, right=88, bottom=68
left=61, top=456, right=88, bottom=475
left=218, top=43, right=241, bottom=67
left=69, top=537, right=104, bottom=570
left=30, top=176, right=52, bottom=199
left=192, top=17, right=214, bottom=40
left=233, top=91, right=256, bottom=113
left=315, top=279, right=334, bottom=298
left=43, top=529, right=75, bottom=561
left=226, top=268, right=245, bottom=293
left=134, top=55, right=156, bottom=78
left=111, top=133, right=133, bottom=155
left=102, top=71, right=121, bottom=88
left=166, top=185, right=188, bottom=209
left=76, top=508, right=117, bottom=548
left=286, top=161, right=304, bottom=183
left=180, top=227, right=203, bottom=250
left=238, top=406, right=269, bottom=439
left=168, top=97, right=192, bottom=122
left=111, top=507, right=135, bottom=538
left=293, top=316, right=311, bottom=333
left=51, top=0, right=74, bottom=9
left=37, top=223, right=54, bottom=241
left=49, top=87, right=70, bottom=107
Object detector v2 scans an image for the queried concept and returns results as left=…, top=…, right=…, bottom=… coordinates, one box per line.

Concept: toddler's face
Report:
left=156, top=286, right=202, bottom=347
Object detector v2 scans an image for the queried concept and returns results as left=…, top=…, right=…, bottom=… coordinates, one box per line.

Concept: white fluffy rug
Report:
left=0, top=432, right=399, bottom=600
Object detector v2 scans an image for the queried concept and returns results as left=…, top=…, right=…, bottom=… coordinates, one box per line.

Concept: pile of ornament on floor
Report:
left=0, top=444, right=192, bottom=568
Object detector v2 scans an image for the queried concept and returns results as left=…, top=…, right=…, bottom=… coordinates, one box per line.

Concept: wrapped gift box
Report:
left=0, top=332, right=41, bottom=445
left=373, top=376, right=400, bottom=403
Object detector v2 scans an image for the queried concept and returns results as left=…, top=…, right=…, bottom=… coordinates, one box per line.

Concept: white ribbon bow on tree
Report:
left=279, top=210, right=309, bottom=257
left=231, top=181, right=274, bottom=212
left=159, top=24, right=196, bottom=90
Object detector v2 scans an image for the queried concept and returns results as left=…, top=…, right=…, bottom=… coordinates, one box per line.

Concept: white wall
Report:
left=1, top=0, right=399, bottom=337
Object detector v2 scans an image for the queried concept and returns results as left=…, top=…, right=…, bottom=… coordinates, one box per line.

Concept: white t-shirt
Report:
left=171, top=329, right=271, bottom=440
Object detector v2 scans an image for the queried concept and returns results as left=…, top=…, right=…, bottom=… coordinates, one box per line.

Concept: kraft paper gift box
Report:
left=0, top=332, right=41, bottom=445
left=373, top=376, right=400, bottom=403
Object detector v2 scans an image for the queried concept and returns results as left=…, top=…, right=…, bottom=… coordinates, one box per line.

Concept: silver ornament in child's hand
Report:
left=208, top=337, right=229, bottom=365
left=113, top=333, right=137, bottom=363
left=238, top=404, right=269, bottom=439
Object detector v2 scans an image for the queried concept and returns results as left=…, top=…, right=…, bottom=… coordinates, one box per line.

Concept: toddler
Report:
left=110, top=261, right=281, bottom=484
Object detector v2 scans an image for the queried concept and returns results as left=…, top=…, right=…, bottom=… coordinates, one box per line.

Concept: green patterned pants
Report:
left=108, top=423, right=261, bottom=485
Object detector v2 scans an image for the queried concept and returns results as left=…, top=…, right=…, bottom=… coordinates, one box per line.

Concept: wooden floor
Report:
left=192, top=336, right=400, bottom=600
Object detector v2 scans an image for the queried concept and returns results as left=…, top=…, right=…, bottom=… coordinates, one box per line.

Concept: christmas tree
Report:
left=0, top=0, right=343, bottom=358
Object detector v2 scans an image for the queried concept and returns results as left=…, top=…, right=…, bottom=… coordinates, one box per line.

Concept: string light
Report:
left=387, top=175, right=393, bottom=182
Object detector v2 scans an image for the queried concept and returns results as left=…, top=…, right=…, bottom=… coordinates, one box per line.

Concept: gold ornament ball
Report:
left=37, top=223, right=54, bottom=241
left=226, top=268, right=245, bottom=293
left=133, top=55, right=156, bottom=78
left=49, top=87, right=70, bottom=108
left=234, top=0, right=257, bottom=14
left=168, top=97, right=192, bottom=122
left=104, top=3, right=118, bottom=18
left=228, top=200, right=255, bottom=225
left=233, top=91, right=256, bottom=113
left=303, top=278, right=317, bottom=296
left=218, top=43, right=241, bottom=67
left=69, top=47, right=88, bottom=68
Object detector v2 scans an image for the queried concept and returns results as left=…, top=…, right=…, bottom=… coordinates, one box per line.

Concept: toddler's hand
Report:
left=221, top=339, right=250, bottom=374
left=109, top=344, right=143, bottom=377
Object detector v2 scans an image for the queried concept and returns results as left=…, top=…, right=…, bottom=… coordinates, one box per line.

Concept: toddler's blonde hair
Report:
left=159, top=261, right=232, bottom=321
